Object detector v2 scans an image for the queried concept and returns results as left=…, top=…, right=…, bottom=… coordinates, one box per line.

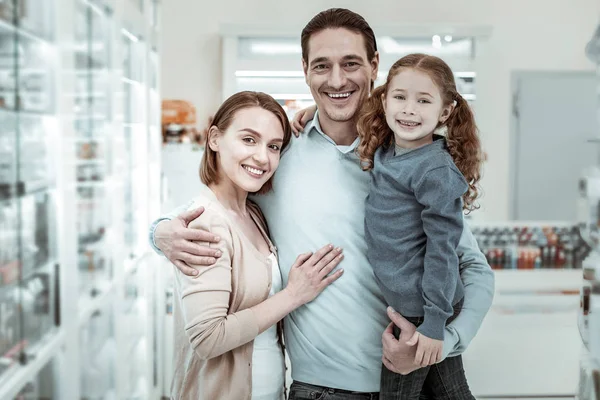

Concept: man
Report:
left=150, top=8, right=494, bottom=399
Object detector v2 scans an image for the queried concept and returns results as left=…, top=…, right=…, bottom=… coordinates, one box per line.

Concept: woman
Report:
left=170, top=91, right=345, bottom=400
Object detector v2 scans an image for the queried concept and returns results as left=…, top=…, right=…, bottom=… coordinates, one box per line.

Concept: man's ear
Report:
left=302, top=58, right=309, bottom=85
left=207, top=126, right=221, bottom=152
left=370, top=51, right=380, bottom=83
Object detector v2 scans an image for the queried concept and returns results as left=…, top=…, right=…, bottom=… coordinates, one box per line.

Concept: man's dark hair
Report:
left=301, top=8, right=378, bottom=64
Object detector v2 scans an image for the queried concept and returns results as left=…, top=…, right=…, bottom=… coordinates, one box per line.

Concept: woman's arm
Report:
left=176, top=222, right=255, bottom=360
left=179, top=214, right=344, bottom=360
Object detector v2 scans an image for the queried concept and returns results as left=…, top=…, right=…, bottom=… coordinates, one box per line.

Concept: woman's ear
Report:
left=439, top=103, right=455, bottom=124
left=207, top=126, right=221, bottom=152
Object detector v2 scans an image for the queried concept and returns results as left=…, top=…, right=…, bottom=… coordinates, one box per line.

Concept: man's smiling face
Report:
left=303, top=28, right=379, bottom=126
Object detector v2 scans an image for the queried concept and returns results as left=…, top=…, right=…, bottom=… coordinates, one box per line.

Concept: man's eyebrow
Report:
left=341, top=54, right=365, bottom=62
left=309, top=54, right=365, bottom=67
left=309, top=57, right=329, bottom=66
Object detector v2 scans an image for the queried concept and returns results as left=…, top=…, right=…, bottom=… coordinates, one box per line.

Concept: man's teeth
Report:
left=328, top=92, right=351, bottom=98
left=400, top=121, right=419, bottom=126
left=243, top=165, right=264, bottom=175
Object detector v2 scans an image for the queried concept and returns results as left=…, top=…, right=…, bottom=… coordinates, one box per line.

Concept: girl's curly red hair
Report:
left=356, top=53, right=482, bottom=212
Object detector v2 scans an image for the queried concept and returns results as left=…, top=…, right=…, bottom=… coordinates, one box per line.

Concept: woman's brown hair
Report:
left=199, top=91, right=292, bottom=195
left=356, top=53, right=482, bottom=211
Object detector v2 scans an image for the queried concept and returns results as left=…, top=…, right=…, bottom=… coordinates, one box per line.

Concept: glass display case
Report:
left=73, top=0, right=113, bottom=301
left=0, top=0, right=59, bottom=389
left=117, top=263, right=150, bottom=399
left=80, top=307, right=116, bottom=400
left=121, top=27, right=148, bottom=260
left=11, top=358, right=56, bottom=400
left=1, top=1, right=161, bottom=397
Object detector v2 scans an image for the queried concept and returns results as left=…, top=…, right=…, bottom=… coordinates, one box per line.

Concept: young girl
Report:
left=357, top=53, right=481, bottom=399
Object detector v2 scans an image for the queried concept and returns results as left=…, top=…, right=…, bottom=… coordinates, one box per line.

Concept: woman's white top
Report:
left=251, top=253, right=285, bottom=400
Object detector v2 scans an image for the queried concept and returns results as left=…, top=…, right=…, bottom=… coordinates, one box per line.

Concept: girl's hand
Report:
left=284, top=244, right=344, bottom=306
left=406, top=331, right=443, bottom=367
left=291, top=105, right=317, bottom=137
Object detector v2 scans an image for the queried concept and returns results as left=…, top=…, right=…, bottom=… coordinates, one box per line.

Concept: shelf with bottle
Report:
left=0, top=180, right=51, bottom=201
left=0, top=41, right=55, bottom=115
left=0, top=193, right=56, bottom=284
left=77, top=247, right=113, bottom=311
left=578, top=251, right=600, bottom=360
left=0, top=116, right=57, bottom=200
left=0, top=263, right=57, bottom=350
left=0, top=330, right=64, bottom=400
left=470, top=222, right=590, bottom=270
left=9, top=356, right=55, bottom=400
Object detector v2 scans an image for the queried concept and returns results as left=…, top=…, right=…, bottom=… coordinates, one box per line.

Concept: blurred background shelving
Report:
left=0, top=0, right=161, bottom=398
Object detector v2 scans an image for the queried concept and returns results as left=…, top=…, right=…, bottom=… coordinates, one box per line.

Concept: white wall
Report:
left=160, top=0, right=599, bottom=220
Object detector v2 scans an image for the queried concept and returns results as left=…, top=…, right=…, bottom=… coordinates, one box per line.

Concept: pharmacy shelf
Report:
left=21, top=259, right=58, bottom=284
left=0, top=19, right=53, bottom=46
left=0, top=108, right=54, bottom=118
left=0, top=0, right=162, bottom=398
left=0, top=180, right=51, bottom=200
left=123, top=251, right=152, bottom=278
left=78, top=281, right=117, bottom=327
left=0, top=330, right=65, bottom=400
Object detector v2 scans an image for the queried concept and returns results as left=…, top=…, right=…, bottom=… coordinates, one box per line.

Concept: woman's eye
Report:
left=269, top=144, right=281, bottom=151
left=243, top=137, right=256, bottom=144
left=394, top=95, right=405, bottom=100
left=419, top=99, right=431, bottom=104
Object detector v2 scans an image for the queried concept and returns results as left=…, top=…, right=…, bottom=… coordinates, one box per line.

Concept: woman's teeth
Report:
left=243, top=165, right=264, bottom=175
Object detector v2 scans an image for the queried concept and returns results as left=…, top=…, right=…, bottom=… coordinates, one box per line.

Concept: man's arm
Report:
left=383, top=221, right=494, bottom=374
left=148, top=201, right=193, bottom=254
left=441, top=222, right=495, bottom=359
left=148, top=202, right=222, bottom=276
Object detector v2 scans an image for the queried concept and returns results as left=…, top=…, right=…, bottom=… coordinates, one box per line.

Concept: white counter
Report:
left=464, top=269, right=582, bottom=398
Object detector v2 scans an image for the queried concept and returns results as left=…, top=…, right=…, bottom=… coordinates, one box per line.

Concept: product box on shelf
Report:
left=21, top=270, right=54, bottom=353
left=0, top=0, right=26, bottom=26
